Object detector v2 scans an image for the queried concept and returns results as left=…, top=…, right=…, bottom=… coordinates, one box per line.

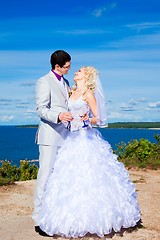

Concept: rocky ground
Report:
left=0, top=169, right=160, bottom=240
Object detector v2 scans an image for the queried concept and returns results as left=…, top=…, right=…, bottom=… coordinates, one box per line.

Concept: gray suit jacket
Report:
left=35, top=71, right=69, bottom=146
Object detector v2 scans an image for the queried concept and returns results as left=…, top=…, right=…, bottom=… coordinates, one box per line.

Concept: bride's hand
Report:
left=79, top=112, right=89, bottom=121
left=58, top=112, right=73, bottom=122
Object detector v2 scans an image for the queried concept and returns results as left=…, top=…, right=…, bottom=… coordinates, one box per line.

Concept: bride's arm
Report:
left=84, top=90, right=97, bottom=125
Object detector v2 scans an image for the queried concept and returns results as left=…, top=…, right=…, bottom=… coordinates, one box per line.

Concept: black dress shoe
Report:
left=35, top=226, right=40, bottom=233
left=35, top=226, right=51, bottom=237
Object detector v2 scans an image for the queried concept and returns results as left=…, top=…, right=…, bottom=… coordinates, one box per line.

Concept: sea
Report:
left=0, top=125, right=159, bottom=167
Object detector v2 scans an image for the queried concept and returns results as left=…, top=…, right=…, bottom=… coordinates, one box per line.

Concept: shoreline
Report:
left=0, top=159, right=39, bottom=163
left=148, top=128, right=160, bottom=130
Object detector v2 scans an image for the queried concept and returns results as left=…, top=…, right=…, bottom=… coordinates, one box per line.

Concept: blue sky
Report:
left=0, top=0, right=160, bottom=125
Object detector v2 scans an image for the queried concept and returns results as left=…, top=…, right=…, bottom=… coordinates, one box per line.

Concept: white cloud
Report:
left=0, top=98, right=12, bottom=106
left=106, top=33, right=160, bottom=49
left=93, top=7, right=107, bottom=17
left=57, top=29, right=109, bottom=35
left=92, top=2, right=117, bottom=17
left=107, top=110, right=143, bottom=122
left=128, top=99, right=138, bottom=105
left=0, top=115, right=14, bottom=122
left=25, top=109, right=36, bottom=113
left=20, top=82, right=35, bottom=87
left=137, top=97, right=146, bottom=102
left=121, top=103, right=135, bottom=111
left=0, top=98, right=12, bottom=102
left=148, top=101, right=160, bottom=108
left=127, top=22, right=160, bottom=31
left=24, top=115, right=37, bottom=120
left=23, top=111, right=39, bottom=123
left=16, top=104, right=28, bottom=108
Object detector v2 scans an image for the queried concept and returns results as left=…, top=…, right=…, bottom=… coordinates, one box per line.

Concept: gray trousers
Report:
left=32, top=145, right=59, bottom=225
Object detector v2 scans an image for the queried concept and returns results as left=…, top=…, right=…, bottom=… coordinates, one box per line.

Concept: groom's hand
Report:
left=58, top=112, right=73, bottom=122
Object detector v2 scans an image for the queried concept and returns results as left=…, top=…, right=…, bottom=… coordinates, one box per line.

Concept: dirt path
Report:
left=0, top=169, right=160, bottom=240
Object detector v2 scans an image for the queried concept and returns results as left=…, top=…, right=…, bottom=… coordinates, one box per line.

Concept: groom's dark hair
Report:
left=50, top=50, right=71, bottom=69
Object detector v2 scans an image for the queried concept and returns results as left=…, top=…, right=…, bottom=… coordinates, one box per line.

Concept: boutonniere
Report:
left=67, top=86, right=72, bottom=97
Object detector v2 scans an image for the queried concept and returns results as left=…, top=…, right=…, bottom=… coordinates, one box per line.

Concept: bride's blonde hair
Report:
left=72, top=66, right=98, bottom=95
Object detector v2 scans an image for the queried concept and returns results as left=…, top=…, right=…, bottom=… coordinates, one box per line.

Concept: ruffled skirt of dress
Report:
left=39, top=128, right=141, bottom=238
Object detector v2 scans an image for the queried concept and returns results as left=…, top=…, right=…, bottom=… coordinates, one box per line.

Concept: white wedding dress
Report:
left=38, top=96, right=141, bottom=238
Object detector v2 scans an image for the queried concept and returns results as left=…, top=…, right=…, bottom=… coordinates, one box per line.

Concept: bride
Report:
left=38, top=66, right=141, bottom=238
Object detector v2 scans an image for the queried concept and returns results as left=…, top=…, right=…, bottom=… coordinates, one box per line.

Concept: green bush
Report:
left=115, top=134, right=160, bottom=169
left=0, top=161, right=20, bottom=183
left=19, top=160, right=38, bottom=181
left=0, top=160, right=38, bottom=186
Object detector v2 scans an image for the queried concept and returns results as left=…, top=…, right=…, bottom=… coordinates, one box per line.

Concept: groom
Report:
left=32, top=50, right=73, bottom=234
